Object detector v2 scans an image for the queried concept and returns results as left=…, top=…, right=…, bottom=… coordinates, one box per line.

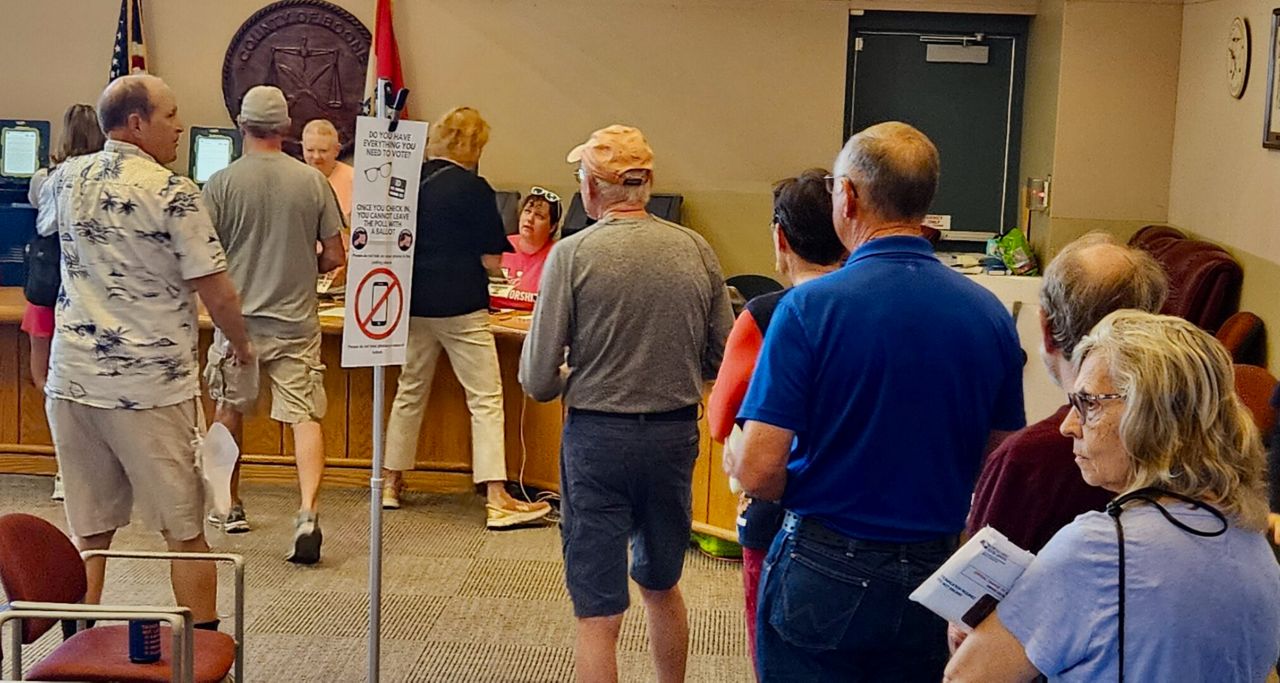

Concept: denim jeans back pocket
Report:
left=768, top=547, right=871, bottom=651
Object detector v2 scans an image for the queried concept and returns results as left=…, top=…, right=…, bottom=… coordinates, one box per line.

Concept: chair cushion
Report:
left=26, top=624, right=235, bottom=683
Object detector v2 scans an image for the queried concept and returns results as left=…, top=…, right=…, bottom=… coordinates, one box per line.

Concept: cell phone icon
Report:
left=371, top=281, right=389, bottom=327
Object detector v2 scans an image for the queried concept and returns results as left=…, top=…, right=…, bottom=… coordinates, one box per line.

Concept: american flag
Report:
left=108, top=0, right=148, bottom=82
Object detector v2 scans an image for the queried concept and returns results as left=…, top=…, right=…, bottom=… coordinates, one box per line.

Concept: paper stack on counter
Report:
left=908, top=526, right=1035, bottom=632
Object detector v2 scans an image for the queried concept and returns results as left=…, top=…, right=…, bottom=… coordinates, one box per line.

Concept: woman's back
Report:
left=998, top=503, right=1280, bottom=682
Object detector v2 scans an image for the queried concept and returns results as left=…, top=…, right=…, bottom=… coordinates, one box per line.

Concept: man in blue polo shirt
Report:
left=729, top=121, right=1025, bottom=681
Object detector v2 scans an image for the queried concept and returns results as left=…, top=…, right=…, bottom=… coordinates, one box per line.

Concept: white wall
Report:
left=1169, top=0, right=1280, bottom=264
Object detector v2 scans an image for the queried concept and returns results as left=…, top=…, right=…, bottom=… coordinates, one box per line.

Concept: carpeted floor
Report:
left=0, top=475, right=753, bottom=682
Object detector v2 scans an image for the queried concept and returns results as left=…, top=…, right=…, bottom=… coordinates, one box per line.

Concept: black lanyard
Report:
left=1105, top=487, right=1228, bottom=683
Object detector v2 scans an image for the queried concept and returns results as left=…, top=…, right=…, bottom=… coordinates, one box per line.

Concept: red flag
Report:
left=363, top=0, right=406, bottom=117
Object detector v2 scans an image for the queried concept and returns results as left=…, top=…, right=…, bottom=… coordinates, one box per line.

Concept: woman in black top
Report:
left=382, top=107, right=551, bottom=528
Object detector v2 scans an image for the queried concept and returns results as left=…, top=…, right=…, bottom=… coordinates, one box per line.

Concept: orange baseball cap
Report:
left=566, top=125, right=654, bottom=185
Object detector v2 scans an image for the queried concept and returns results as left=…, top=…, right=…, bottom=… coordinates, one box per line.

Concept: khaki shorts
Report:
left=47, top=398, right=206, bottom=541
left=205, top=327, right=327, bottom=424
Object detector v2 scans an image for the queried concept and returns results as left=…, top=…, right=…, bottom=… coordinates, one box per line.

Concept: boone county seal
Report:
left=222, top=0, right=371, bottom=159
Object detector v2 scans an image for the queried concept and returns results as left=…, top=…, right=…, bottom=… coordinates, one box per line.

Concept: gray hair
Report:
left=1040, top=232, right=1168, bottom=357
left=590, top=173, right=652, bottom=210
left=97, top=74, right=157, bottom=132
left=239, top=119, right=290, bottom=139
left=833, top=121, right=939, bottom=222
left=1075, top=310, right=1268, bottom=529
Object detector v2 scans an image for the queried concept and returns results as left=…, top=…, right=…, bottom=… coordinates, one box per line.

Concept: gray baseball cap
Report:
left=238, top=85, right=290, bottom=126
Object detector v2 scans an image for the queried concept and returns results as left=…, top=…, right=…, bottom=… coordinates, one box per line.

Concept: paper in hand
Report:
left=200, top=422, right=240, bottom=518
left=908, top=526, right=1035, bottom=632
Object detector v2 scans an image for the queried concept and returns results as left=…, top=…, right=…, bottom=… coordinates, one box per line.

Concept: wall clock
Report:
left=1229, top=16, right=1251, bottom=99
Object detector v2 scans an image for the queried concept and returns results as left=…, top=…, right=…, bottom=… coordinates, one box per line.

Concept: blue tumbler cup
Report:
left=128, top=619, right=162, bottom=663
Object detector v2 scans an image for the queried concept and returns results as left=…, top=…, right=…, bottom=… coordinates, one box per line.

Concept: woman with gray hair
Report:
left=946, top=310, right=1280, bottom=682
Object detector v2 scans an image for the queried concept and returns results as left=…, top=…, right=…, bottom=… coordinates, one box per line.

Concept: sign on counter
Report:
left=341, top=116, right=427, bottom=368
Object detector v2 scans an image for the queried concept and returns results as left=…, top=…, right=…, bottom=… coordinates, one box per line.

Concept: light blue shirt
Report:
left=999, top=503, right=1280, bottom=682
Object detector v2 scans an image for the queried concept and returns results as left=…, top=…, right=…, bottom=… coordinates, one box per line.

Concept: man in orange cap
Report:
left=521, top=125, right=733, bottom=682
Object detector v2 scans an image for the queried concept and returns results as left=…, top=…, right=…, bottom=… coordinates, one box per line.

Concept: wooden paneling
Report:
left=0, top=296, right=737, bottom=540
left=0, top=326, right=20, bottom=444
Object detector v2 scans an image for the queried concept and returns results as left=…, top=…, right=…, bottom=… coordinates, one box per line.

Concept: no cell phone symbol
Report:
left=354, top=268, right=404, bottom=341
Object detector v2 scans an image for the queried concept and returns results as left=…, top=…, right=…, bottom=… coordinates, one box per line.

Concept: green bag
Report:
left=996, top=228, right=1040, bottom=276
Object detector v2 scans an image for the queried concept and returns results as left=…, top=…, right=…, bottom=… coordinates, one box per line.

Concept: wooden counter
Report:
left=0, top=288, right=738, bottom=540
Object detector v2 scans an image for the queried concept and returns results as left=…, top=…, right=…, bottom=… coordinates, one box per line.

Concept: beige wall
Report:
left=1169, top=0, right=1280, bottom=367
left=0, top=0, right=853, bottom=278
left=1040, top=0, right=1182, bottom=253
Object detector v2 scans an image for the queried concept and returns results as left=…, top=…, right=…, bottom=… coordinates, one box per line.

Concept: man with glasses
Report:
left=202, top=86, right=347, bottom=563
left=727, top=121, right=1026, bottom=681
left=965, top=233, right=1166, bottom=547
left=520, top=125, right=733, bottom=683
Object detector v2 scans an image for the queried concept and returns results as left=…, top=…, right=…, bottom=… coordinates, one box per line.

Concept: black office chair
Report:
left=495, top=190, right=522, bottom=235
left=560, top=192, right=685, bottom=239
left=726, top=274, right=784, bottom=303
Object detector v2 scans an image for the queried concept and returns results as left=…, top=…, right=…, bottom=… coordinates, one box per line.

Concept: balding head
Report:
left=97, top=74, right=183, bottom=164
left=833, top=121, right=940, bottom=225
left=1039, top=232, right=1168, bottom=366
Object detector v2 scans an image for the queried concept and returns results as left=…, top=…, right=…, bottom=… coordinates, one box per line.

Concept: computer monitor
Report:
left=187, top=127, right=242, bottom=185
left=0, top=119, right=51, bottom=198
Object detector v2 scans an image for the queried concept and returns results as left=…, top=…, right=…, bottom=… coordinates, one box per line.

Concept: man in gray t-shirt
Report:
left=520, top=125, right=732, bottom=682
left=201, top=86, right=345, bottom=564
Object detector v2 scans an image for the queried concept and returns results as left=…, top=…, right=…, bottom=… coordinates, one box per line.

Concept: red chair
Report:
left=0, top=513, right=244, bottom=682
left=1129, top=225, right=1243, bottom=333
left=1234, top=364, right=1278, bottom=438
left=1217, top=312, right=1267, bottom=367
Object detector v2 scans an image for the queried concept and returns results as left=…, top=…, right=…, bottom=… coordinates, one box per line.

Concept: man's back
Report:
left=525, top=215, right=733, bottom=413
left=46, top=141, right=227, bottom=410
left=203, top=152, right=342, bottom=329
left=741, top=236, right=1025, bottom=542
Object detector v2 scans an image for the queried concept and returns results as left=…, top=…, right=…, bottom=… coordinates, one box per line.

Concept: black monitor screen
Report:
left=188, top=127, right=242, bottom=184
left=0, top=119, right=51, bottom=190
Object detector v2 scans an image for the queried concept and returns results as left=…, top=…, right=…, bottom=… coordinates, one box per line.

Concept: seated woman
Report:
left=946, top=310, right=1280, bottom=682
left=490, top=187, right=561, bottom=310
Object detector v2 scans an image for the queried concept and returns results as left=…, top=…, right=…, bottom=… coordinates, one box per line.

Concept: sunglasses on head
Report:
left=529, top=186, right=561, bottom=204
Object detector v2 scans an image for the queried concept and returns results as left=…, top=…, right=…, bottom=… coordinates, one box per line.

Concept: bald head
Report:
left=97, top=74, right=183, bottom=164
left=834, top=121, right=940, bottom=223
left=1039, top=232, right=1168, bottom=360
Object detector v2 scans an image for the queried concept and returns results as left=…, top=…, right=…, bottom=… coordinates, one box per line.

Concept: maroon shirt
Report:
left=966, top=404, right=1113, bottom=553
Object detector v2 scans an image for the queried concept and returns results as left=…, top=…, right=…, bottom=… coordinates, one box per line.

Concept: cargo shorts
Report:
left=205, top=326, right=327, bottom=424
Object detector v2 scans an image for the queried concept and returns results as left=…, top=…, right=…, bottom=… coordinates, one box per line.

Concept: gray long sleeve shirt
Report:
left=519, top=214, right=733, bottom=412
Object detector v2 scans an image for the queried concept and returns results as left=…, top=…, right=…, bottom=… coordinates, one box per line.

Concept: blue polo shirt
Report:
left=738, top=236, right=1025, bottom=542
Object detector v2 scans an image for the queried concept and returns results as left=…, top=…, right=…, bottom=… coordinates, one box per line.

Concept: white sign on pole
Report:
left=341, top=115, right=428, bottom=368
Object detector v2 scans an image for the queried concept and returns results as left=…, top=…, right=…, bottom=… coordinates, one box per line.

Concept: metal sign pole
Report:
left=367, top=76, right=391, bottom=683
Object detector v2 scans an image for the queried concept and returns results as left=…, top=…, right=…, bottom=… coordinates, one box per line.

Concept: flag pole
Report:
left=368, top=77, right=390, bottom=683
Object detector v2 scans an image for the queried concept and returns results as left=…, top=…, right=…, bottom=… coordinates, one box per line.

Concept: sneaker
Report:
left=485, top=500, right=552, bottom=529
left=51, top=473, right=64, bottom=501
left=287, top=510, right=323, bottom=565
left=381, top=484, right=401, bottom=510
left=222, top=503, right=251, bottom=534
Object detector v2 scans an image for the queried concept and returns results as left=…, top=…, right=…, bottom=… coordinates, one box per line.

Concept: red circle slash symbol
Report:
left=354, top=267, right=404, bottom=340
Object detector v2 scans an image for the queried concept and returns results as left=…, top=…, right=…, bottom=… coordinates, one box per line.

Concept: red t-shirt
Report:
left=492, top=235, right=553, bottom=310
left=966, top=404, right=1113, bottom=553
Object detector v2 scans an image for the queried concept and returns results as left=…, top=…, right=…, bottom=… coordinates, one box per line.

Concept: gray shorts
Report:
left=47, top=398, right=206, bottom=541
left=558, top=411, right=700, bottom=618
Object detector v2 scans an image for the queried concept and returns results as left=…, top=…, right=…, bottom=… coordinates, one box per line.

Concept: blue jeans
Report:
left=755, top=513, right=956, bottom=682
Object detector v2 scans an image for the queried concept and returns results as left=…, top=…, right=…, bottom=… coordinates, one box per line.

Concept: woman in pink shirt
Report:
left=492, top=187, right=561, bottom=310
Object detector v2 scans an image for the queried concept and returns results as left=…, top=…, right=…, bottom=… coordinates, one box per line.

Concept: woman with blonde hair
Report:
left=24, top=103, right=106, bottom=500
left=947, top=310, right=1280, bottom=682
left=381, top=107, right=551, bottom=528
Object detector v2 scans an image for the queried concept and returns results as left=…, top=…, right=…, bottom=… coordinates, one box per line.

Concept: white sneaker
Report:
left=51, top=473, right=64, bottom=501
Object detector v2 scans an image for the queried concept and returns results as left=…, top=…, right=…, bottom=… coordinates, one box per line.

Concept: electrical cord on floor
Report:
left=516, top=392, right=561, bottom=524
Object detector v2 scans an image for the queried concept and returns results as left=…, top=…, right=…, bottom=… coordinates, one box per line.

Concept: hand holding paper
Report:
left=908, top=526, right=1035, bottom=632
